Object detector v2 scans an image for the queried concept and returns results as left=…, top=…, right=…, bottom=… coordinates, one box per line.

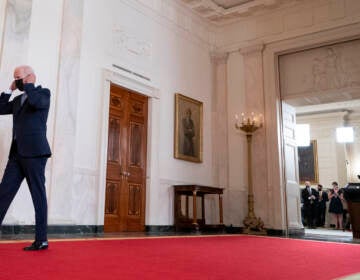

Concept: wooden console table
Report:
left=173, top=185, right=224, bottom=231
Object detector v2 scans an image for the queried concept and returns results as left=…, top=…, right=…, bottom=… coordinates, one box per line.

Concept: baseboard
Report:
left=1, top=225, right=104, bottom=235
left=224, top=226, right=242, bottom=234
left=0, top=224, right=300, bottom=238
left=145, top=225, right=291, bottom=237
left=266, top=229, right=286, bottom=236
left=145, top=225, right=175, bottom=233
left=288, top=227, right=305, bottom=236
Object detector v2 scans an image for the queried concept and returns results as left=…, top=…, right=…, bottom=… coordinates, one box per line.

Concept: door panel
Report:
left=104, top=84, right=148, bottom=232
left=126, top=94, right=147, bottom=231
left=282, top=102, right=303, bottom=230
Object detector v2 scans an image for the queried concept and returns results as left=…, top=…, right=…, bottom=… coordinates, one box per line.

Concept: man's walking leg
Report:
left=0, top=159, right=25, bottom=225
left=23, top=157, right=48, bottom=242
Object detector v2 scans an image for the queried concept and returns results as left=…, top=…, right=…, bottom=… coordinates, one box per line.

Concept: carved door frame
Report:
left=97, top=69, right=160, bottom=227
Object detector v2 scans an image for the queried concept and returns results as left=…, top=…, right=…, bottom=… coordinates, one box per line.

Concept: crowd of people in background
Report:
left=301, top=181, right=351, bottom=231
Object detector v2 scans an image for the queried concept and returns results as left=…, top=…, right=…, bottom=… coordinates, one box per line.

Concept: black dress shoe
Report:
left=23, top=241, right=48, bottom=251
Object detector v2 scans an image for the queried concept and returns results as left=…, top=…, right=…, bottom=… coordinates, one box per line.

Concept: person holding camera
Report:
left=0, top=65, right=51, bottom=250
left=316, top=184, right=328, bottom=227
left=328, top=181, right=343, bottom=230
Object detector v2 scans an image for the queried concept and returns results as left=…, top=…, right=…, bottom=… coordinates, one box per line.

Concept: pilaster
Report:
left=211, top=51, right=229, bottom=189
left=239, top=44, right=268, bottom=225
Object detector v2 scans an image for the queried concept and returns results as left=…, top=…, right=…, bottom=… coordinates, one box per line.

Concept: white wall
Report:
left=2, top=0, right=360, bottom=230
left=0, top=0, right=218, bottom=226
left=74, top=0, right=216, bottom=225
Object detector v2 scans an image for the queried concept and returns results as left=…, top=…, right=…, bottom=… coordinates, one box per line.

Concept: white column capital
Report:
left=239, top=43, right=264, bottom=56
left=210, top=51, right=229, bottom=65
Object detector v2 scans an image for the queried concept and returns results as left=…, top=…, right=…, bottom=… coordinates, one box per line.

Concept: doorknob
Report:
left=120, top=171, right=131, bottom=177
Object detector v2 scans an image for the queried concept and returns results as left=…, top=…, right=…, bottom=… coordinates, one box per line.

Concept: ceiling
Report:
left=180, top=0, right=290, bottom=24
left=285, top=91, right=360, bottom=108
left=212, top=0, right=254, bottom=9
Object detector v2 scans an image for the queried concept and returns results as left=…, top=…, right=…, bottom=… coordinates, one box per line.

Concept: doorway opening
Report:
left=282, top=98, right=360, bottom=240
left=277, top=38, right=360, bottom=241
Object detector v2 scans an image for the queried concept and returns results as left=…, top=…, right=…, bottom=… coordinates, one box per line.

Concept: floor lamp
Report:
left=235, top=113, right=266, bottom=234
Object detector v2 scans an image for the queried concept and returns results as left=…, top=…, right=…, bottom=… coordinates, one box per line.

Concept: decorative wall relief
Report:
left=108, top=24, right=152, bottom=79
left=279, top=39, right=360, bottom=100
left=112, top=25, right=152, bottom=58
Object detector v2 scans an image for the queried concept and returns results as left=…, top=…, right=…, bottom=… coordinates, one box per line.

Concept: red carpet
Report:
left=0, top=235, right=359, bottom=280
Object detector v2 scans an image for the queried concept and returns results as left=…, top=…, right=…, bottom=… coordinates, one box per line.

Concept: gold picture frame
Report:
left=174, top=93, right=203, bottom=163
left=298, top=139, right=319, bottom=184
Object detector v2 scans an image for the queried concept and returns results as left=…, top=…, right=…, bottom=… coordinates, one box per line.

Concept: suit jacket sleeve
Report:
left=301, top=189, right=308, bottom=202
left=24, top=83, right=50, bottom=109
left=314, top=189, right=319, bottom=199
left=324, top=192, right=329, bottom=202
left=0, top=92, right=13, bottom=115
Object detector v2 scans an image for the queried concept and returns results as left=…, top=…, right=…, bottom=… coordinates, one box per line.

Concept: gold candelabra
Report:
left=235, top=112, right=266, bottom=234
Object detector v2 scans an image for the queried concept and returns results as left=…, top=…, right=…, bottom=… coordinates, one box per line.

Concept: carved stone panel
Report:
left=279, top=39, right=360, bottom=105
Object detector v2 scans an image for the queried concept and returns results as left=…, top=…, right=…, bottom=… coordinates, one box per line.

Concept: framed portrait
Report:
left=297, top=140, right=319, bottom=184
left=174, top=93, right=203, bottom=163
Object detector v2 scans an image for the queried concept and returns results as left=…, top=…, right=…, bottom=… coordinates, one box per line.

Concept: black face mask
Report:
left=15, top=79, right=24, bottom=91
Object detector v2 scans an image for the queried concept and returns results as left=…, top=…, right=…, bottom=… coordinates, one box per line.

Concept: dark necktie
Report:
left=20, top=94, right=27, bottom=106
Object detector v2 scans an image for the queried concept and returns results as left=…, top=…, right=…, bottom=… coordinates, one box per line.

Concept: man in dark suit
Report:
left=316, top=184, right=328, bottom=227
left=0, top=65, right=51, bottom=250
left=301, top=181, right=319, bottom=228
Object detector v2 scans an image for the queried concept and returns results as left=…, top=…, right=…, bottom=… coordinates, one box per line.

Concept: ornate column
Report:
left=209, top=52, right=229, bottom=225
left=239, top=44, right=268, bottom=229
left=48, top=0, right=84, bottom=222
left=210, top=52, right=229, bottom=189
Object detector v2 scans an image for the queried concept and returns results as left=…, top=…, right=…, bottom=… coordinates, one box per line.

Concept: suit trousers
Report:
left=0, top=142, right=48, bottom=241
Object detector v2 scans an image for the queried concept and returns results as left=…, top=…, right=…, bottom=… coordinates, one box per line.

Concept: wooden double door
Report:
left=104, top=84, right=148, bottom=232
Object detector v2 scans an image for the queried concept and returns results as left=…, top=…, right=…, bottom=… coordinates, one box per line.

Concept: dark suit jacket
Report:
left=0, top=83, right=51, bottom=158
left=301, top=187, right=319, bottom=207
left=318, top=191, right=329, bottom=208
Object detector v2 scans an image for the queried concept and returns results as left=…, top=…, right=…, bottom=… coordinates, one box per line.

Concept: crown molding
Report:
left=180, top=0, right=300, bottom=25
left=125, top=0, right=217, bottom=49
left=239, top=43, right=264, bottom=55
left=210, top=51, right=229, bottom=64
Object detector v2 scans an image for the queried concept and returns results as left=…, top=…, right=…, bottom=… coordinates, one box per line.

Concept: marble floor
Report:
left=302, top=228, right=357, bottom=243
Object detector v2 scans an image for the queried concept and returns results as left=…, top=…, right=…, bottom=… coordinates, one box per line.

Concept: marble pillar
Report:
left=239, top=44, right=268, bottom=225
left=0, top=0, right=34, bottom=224
left=211, top=52, right=229, bottom=189
left=210, top=52, right=229, bottom=224
left=48, top=0, right=84, bottom=224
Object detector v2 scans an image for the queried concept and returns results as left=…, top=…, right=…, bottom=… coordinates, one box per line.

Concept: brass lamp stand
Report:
left=235, top=113, right=266, bottom=234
